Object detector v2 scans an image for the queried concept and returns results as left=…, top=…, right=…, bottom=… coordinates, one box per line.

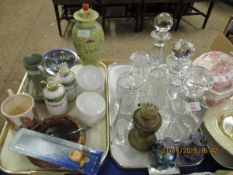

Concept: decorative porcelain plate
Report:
left=194, top=51, right=233, bottom=107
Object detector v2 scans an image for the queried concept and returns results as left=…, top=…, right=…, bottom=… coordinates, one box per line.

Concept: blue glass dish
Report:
left=9, top=128, right=102, bottom=175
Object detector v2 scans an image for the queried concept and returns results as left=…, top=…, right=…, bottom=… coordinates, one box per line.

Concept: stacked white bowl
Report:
left=75, top=66, right=106, bottom=126
left=76, top=92, right=106, bottom=126
left=76, top=65, right=104, bottom=95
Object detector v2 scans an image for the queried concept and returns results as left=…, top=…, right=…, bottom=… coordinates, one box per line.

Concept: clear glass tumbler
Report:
left=139, top=67, right=168, bottom=109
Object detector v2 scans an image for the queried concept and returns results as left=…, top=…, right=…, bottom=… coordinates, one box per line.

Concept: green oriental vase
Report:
left=72, top=4, right=104, bottom=66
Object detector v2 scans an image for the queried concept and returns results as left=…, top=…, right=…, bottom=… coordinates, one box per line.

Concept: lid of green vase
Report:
left=73, top=3, right=98, bottom=22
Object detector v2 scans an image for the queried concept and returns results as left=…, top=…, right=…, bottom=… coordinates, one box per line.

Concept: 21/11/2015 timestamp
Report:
left=161, top=147, right=218, bottom=154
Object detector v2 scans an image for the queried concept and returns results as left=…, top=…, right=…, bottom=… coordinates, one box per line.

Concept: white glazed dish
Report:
left=76, top=92, right=106, bottom=126
left=203, top=98, right=233, bottom=157
left=201, top=124, right=233, bottom=169
left=76, top=65, right=104, bottom=95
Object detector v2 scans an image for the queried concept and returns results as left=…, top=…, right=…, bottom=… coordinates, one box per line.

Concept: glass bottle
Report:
left=165, top=66, right=213, bottom=140
left=57, top=62, right=77, bottom=102
left=112, top=51, right=150, bottom=146
left=116, top=51, right=150, bottom=118
left=149, top=12, right=173, bottom=68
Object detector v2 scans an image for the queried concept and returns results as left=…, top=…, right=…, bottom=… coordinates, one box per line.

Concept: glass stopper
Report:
left=154, top=13, right=173, bottom=33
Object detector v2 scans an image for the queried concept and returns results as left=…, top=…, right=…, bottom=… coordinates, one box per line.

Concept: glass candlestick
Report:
left=150, top=12, right=173, bottom=68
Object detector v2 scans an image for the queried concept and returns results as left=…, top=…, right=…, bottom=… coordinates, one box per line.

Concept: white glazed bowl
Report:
left=77, top=66, right=104, bottom=95
left=76, top=92, right=106, bottom=126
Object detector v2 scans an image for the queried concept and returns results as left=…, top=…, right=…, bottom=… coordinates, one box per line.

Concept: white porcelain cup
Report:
left=1, top=89, right=36, bottom=130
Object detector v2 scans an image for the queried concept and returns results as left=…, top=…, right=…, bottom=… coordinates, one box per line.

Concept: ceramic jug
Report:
left=56, top=62, right=77, bottom=102
left=42, top=76, right=68, bottom=115
left=72, top=4, right=104, bottom=66
left=22, top=54, right=47, bottom=102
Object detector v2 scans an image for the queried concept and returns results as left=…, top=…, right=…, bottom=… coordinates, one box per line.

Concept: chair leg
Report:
left=101, top=5, right=107, bottom=31
left=53, top=3, right=62, bottom=36
left=175, top=2, right=183, bottom=31
left=135, top=4, right=141, bottom=32
left=64, top=5, right=68, bottom=21
left=202, top=0, right=215, bottom=29
left=139, top=3, right=146, bottom=32
left=125, top=4, right=129, bottom=16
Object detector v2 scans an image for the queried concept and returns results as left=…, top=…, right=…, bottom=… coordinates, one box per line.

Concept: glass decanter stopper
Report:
left=166, top=39, right=195, bottom=86
left=116, top=51, right=149, bottom=118
left=150, top=12, right=173, bottom=67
